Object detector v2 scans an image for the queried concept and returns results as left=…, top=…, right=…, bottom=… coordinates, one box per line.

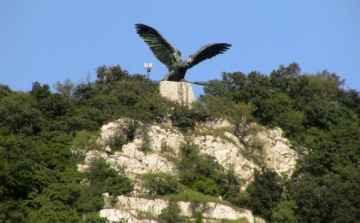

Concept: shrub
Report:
left=192, top=178, right=220, bottom=196
left=170, top=105, right=197, bottom=132
left=72, top=131, right=101, bottom=158
left=158, top=199, right=184, bottom=223
left=84, top=158, right=133, bottom=196
left=142, top=173, right=179, bottom=196
left=108, top=134, right=128, bottom=152
left=139, top=133, right=151, bottom=154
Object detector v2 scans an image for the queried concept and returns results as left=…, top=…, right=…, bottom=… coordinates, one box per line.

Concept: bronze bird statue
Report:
left=135, top=24, right=232, bottom=82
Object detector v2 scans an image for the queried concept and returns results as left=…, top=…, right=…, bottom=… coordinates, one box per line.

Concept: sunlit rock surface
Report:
left=77, top=118, right=297, bottom=223
left=99, top=194, right=264, bottom=223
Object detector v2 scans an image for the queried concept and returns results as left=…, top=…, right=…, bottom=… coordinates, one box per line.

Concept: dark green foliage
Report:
left=0, top=133, right=84, bottom=222
left=142, top=173, right=179, bottom=195
left=245, top=168, right=284, bottom=222
left=67, top=65, right=170, bottom=129
left=272, top=200, right=298, bottom=223
left=217, top=167, right=246, bottom=206
left=83, top=213, right=109, bottom=223
left=0, top=92, right=45, bottom=135
left=201, top=63, right=360, bottom=222
left=195, top=212, right=204, bottom=223
left=30, top=81, right=51, bottom=100
left=0, top=84, right=13, bottom=100
left=169, top=101, right=212, bottom=133
left=269, top=63, right=301, bottom=94
left=39, top=93, right=72, bottom=119
left=158, top=199, right=184, bottom=223
left=2, top=62, right=360, bottom=223
left=108, top=134, right=128, bottom=152
left=176, top=142, right=243, bottom=201
left=176, top=142, right=222, bottom=196
left=0, top=66, right=157, bottom=222
left=170, top=105, right=197, bottom=132
left=84, top=158, right=133, bottom=197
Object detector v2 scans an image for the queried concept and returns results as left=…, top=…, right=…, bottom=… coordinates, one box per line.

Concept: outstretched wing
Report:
left=135, top=24, right=181, bottom=70
left=187, top=43, right=232, bottom=69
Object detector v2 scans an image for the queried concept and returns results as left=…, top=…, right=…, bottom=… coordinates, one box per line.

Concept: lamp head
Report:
left=144, top=63, right=153, bottom=69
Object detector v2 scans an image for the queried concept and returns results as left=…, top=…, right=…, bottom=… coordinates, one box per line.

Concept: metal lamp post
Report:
left=144, top=63, right=153, bottom=93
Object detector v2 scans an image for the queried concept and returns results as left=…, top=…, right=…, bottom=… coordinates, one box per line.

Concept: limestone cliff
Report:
left=77, top=118, right=298, bottom=222
left=100, top=193, right=264, bottom=223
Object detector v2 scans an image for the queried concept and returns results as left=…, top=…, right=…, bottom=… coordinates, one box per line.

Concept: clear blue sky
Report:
left=1, top=1, right=359, bottom=98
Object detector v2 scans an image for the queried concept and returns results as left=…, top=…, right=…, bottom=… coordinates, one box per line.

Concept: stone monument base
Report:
left=159, top=81, right=195, bottom=107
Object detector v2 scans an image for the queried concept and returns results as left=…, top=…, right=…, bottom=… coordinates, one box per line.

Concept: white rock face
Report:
left=117, top=195, right=168, bottom=216
left=77, top=163, right=89, bottom=172
left=82, top=143, right=175, bottom=175
left=81, top=119, right=297, bottom=178
left=263, top=127, right=297, bottom=176
left=193, top=134, right=257, bottom=181
left=76, top=118, right=297, bottom=223
left=242, top=125, right=298, bottom=177
left=200, top=118, right=233, bottom=129
left=107, top=196, right=262, bottom=222
left=178, top=201, right=258, bottom=223
left=100, top=209, right=158, bottom=223
left=204, top=203, right=255, bottom=222
left=85, top=150, right=108, bottom=163
left=108, top=144, right=175, bottom=175
left=147, top=125, right=184, bottom=153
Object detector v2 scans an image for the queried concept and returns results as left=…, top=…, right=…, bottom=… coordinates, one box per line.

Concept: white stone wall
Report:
left=159, top=81, right=195, bottom=106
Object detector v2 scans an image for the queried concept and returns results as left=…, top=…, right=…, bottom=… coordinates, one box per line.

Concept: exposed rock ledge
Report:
left=77, top=118, right=298, bottom=223
left=80, top=118, right=297, bottom=181
left=100, top=194, right=265, bottom=223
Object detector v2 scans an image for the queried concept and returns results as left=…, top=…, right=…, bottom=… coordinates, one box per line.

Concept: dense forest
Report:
left=1, top=63, right=360, bottom=223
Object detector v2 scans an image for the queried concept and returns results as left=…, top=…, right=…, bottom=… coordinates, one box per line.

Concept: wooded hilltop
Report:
left=1, top=63, right=360, bottom=223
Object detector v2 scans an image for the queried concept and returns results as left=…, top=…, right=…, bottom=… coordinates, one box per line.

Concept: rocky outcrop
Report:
left=77, top=118, right=298, bottom=223
left=147, top=125, right=184, bottom=153
left=192, top=134, right=256, bottom=183
left=260, top=127, right=297, bottom=176
left=100, top=208, right=157, bottom=223
left=79, top=146, right=175, bottom=176
left=240, top=123, right=297, bottom=177
left=100, top=193, right=264, bottom=223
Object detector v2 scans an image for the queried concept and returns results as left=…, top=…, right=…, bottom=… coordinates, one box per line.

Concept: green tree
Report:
left=54, top=78, right=75, bottom=99
left=269, top=63, right=301, bottom=93
left=142, top=173, right=179, bottom=195
left=246, top=168, right=283, bottom=222
left=272, top=200, right=298, bottom=223
left=84, top=158, right=133, bottom=197
left=0, top=92, right=45, bottom=135
left=158, top=199, right=184, bottom=223
left=30, top=81, right=51, bottom=100
left=170, top=105, right=197, bottom=132
left=0, top=84, right=13, bottom=100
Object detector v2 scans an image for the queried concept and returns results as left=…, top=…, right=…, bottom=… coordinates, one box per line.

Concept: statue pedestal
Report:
left=159, top=81, right=195, bottom=106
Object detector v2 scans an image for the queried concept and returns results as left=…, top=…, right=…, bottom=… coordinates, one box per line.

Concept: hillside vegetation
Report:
left=1, top=63, right=360, bottom=222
